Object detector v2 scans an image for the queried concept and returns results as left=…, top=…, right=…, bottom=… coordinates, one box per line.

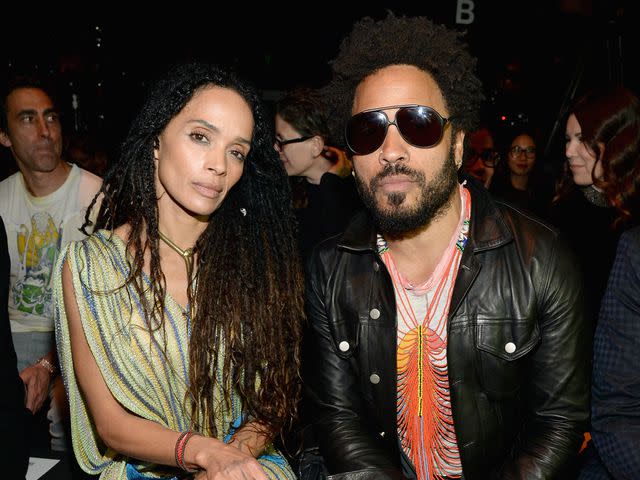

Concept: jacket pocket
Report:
left=476, top=319, right=540, bottom=397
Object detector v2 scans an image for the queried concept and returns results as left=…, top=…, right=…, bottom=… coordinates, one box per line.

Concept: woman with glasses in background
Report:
left=274, top=88, right=361, bottom=261
left=490, top=130, right=552, bottom=220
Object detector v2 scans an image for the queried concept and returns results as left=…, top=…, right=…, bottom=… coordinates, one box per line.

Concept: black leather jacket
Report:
left=305, top=180, right=590, bottom=480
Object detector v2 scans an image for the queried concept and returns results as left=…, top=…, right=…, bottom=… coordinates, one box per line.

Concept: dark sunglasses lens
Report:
left=346, top=111, right=387, bottom=155
left=396, top=106, right=444, bottom=148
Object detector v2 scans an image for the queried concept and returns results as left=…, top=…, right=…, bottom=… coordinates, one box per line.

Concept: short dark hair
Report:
left=276, top=87, right=331, bottom=142
left=323, top=12, right=484, bottom=148
left=0, top=73, right=58, bottom=132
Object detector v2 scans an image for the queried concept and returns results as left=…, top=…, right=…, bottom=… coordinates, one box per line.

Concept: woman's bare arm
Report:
left=62, top=260, right=267, bottom=479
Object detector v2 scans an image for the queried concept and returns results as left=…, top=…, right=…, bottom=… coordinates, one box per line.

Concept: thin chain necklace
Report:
left=158, top=230, right=195, bottom=287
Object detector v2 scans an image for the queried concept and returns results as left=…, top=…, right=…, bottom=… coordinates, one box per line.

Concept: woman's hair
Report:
left=554, top=85, right=640, bottom=224
left=577, top=86, right=640, bottom=223
left=276, top=87, right=331, bottom=142
left=85, top=62, right=304, bottom=438
left=322, top=12, right=484, bottom=149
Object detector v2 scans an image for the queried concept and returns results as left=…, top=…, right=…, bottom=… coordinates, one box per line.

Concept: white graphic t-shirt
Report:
left=0, top=164, right=102, bottom=332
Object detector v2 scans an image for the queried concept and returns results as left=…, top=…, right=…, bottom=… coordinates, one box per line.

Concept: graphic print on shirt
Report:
left=11, top=212, right=62, bottom=317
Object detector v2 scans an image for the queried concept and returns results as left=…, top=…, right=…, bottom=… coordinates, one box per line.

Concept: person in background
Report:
left=490, top=129, right=553, bottom=219
left=0, top=215, right=30, bottom=478
left=577, top=85, right=640, bottom=480
left=54, top=62, right=304, bottom=479
left=275, top=87, right=361, bottom=260
left=551, top=86, right=639, bottom=321
left=462, top=127, right=498, bottom=188
left=0, top=74, right=102, bottom=453
left=306, top=13, right=589, bottom=479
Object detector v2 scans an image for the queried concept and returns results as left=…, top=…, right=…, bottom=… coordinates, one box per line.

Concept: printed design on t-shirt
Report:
left=11, top=212, right=62, bottom=317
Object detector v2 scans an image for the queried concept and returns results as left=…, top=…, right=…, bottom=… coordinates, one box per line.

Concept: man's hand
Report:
left=20, top=364, right=51, bottom=413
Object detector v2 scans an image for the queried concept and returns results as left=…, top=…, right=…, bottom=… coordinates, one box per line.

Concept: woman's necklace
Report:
left=158, top=230, right=195, bottom=283
left=580, top=185, right=609, bottom=208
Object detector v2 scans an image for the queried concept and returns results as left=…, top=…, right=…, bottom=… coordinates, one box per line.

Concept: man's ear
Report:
left=454, top=130, right=465, bottom=169
left=0, top=130, right=12, bottom=148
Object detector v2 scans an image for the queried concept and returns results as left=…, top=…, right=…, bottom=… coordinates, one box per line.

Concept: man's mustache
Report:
left=371, top=164, right=425, bottom=188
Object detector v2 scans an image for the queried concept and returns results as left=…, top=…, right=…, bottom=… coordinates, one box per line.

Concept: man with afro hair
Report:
left=304, top=13, right=589, bottom=479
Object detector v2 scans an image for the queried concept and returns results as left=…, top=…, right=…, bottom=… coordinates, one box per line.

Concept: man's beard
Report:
left=354, top=149, right=459, bottom=237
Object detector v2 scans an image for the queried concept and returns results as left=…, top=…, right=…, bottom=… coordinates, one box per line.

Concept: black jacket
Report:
left=0, top=216, right=30, bottom=478
left=305, top=180, right=590, bottom=480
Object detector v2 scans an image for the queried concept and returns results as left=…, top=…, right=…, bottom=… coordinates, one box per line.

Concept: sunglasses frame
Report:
left=345, top=104, right=451, bottom=155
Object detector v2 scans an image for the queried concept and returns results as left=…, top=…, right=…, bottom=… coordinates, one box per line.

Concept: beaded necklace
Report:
left=379, top=185, right=470, bottom=479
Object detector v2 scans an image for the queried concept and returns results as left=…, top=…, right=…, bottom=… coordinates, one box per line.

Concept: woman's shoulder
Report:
left=65, top=229, right=124, bottom=258
left=61, top=229, right=128, bottom=282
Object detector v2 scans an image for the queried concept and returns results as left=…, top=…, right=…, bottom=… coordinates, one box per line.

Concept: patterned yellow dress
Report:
left=53, top=230, right=295, bottom=479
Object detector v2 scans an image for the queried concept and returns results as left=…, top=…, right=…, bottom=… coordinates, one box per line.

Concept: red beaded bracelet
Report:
left=175, top=431, right=199, bottom=472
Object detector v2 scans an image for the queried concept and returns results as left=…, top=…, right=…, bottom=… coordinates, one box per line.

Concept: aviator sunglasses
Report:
left=345, top=104, right=452, bottom=155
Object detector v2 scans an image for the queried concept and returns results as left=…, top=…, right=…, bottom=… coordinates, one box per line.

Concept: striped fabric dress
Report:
left=53, top=230, right=294, bottom=479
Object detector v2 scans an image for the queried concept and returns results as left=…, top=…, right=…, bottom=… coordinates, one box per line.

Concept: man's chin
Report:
left=375, top=202, right=410, bottom=217
left=376, top=190, right=414, bottom=207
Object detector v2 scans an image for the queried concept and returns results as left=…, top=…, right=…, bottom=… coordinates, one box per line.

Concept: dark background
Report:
left=1, top=2, right=637, bottom=170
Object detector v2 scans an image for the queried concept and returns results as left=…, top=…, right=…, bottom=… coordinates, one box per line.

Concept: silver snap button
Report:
left=370, top=308, right=381, bottom=319
left=504, top=342, right=516, bottom=354
left=373, top=262, right=380, bottom=272
left=338, top=341, right=350, bottom=352
left=369, top=373, right=380, bottom=384
left=379, top=431, right=385, bottom=437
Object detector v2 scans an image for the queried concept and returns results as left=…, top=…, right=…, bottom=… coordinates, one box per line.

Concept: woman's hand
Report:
left=187, top=435, right=268, bottom=480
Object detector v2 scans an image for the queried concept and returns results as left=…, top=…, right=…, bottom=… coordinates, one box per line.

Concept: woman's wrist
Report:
left=34, top=357, right=57, bottom=377
left=183, top=433, right=223, bottom=471
left=176, top=431, right=203, bottom=472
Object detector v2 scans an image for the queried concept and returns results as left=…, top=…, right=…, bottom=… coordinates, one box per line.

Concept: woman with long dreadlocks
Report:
left=52, top=63, right=304, bottom=479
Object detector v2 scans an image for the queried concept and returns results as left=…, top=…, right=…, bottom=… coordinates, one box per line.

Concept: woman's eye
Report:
left=190, top=132, right=209, bottom=144
left=230, top=150, right=246, bottom=162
